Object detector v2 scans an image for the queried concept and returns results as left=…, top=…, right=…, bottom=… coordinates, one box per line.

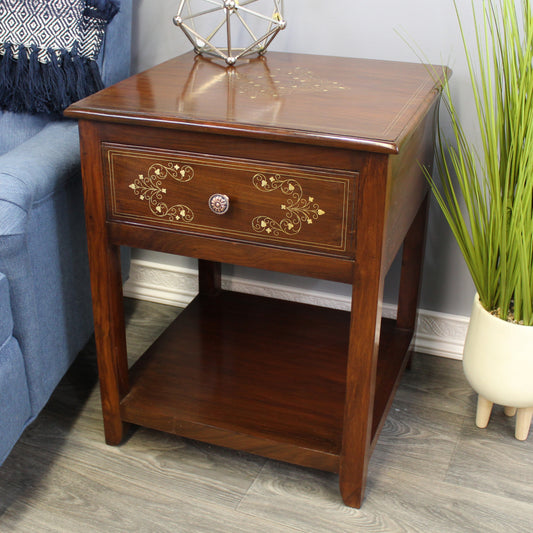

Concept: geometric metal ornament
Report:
left=173, top=0, right=286, bottom=66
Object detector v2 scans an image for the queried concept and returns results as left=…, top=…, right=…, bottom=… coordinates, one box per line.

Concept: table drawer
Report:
left=104, top=144, right=356, bottom=256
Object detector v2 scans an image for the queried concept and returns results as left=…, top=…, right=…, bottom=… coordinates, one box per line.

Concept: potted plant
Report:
left=427, top=0, right=533, bottom=440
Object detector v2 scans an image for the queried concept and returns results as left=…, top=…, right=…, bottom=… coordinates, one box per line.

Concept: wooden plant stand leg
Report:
left=475, top=395, right=493, bottom=428
left=504, top=406, right=517, bottom=417
left=515, top=407, right=533, bottom=441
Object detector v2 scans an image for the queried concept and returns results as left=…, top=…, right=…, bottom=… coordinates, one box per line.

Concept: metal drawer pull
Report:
left=208, top=194, right=230, bottom=215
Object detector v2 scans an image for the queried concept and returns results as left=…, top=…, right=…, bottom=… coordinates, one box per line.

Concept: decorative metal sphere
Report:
left=173, top=0, right=286, bottom=66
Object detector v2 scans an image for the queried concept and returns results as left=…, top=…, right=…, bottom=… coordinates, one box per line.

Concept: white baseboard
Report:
left=123, top=259, right=469, bottom=360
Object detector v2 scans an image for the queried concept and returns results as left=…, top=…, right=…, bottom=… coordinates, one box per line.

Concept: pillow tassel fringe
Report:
left=0, top=44, right=14, bottom=106
left=0, top=46, right=105, bottom=115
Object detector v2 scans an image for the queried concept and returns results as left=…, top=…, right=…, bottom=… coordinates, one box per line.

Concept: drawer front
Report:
left=104, top=144, right=356, bottom=256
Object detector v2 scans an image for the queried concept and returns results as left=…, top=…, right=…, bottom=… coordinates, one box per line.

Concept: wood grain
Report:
left=340, top=153, right=389, bottom=507
left=66, top=51, right=445, bottom=508
left=78, top=120, right=130, bottom=446
left=120, top=291, right=350, bottom=472
left=103, top=144, right=355, bottom=258
left=239, top=458, right=533, bottom=533
left=65, top=52, right=446, bottom=154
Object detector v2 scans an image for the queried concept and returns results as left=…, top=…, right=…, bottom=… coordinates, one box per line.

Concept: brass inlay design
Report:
left=128, top=162, right=195, bottom=222
left=237, top=65, right=348, bottom=100
left=252, top=173, right=326, bottom=236
left=107, top=144, right=349, bottom=253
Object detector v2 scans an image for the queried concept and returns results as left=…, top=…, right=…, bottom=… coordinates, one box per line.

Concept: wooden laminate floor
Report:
left=1, top=298, right=532, bottom=532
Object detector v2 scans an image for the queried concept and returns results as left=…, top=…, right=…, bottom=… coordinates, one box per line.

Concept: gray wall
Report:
left=131, top=0, right=482, bottom=318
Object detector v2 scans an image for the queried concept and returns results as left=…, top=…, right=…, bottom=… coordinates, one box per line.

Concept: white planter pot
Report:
left=463, top=294, right=533, bottom=440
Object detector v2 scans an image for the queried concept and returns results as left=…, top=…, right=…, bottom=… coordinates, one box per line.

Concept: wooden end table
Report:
left=66, top=52, right=445, bottom=508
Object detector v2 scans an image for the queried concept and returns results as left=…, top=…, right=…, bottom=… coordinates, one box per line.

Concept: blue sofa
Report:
left=0, top=0, right=132, bottom=464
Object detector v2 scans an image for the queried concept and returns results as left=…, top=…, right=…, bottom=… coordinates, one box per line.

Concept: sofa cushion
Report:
left=0, top=336, right=31, bottom=464
left=0, top=273, right=32, bottom=464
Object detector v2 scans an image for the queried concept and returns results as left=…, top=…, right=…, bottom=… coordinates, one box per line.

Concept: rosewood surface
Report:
left=66, top=51, right=445, bottom=508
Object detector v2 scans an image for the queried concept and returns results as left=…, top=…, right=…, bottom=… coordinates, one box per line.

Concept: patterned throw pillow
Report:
left=0, top=0, right=120, bottom=115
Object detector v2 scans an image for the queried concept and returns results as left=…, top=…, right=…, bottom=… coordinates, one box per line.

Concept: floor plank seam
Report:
left=235, top=459, right=269, bottom=512
left=442, top=414, right=467, bottom=483
left=233, top=487, right=307, bottom=533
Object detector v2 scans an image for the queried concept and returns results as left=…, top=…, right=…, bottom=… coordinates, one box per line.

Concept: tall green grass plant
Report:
left=428, top=0, right=533, bottom=325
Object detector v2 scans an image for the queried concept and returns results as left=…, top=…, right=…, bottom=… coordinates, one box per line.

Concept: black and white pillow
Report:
left=0, top=0, right=120, bottom=114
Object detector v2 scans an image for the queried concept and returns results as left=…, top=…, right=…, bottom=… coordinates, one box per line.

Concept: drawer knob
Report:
left=208, top=194, right=230, bottom=215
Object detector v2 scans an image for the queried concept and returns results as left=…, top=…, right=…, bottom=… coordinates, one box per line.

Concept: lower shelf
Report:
left=120, top=290, right=412, bottom=473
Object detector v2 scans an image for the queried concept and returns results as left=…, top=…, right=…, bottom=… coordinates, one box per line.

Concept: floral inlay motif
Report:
left=128, top=162, right=194, bottom=222
left=251, top=173, right=326, bottom=236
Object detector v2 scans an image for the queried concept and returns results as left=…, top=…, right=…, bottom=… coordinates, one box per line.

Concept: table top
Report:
left=66, top=51, right=446, bottom=154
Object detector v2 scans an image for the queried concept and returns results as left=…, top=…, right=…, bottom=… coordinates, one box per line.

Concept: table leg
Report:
left=340, top=272, right=385, bottom=508
left=396, top=194, right=429, bottom=367
left=340, top=162, right=429, bottom=507
left=79, top=121, right=129, bottom=445
left=339, top=155, right=389, bottom=508
left=397, top=194, right=429, bottom=330
left=91, top=245, right=129, bottom=445
left=198, top=259, right=222, bottom=295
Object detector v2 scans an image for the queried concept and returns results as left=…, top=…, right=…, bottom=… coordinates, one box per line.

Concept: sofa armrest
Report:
left=0, top=119, right=83, bottom=358
left=0, top=120, right=80, bottom=236
left=0, top=119, right=95, bottom=415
